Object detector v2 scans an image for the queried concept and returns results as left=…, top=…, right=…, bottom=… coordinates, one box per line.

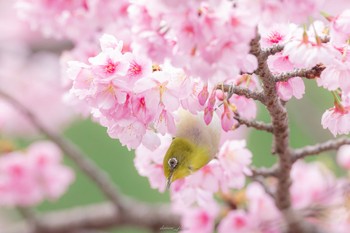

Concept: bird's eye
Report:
left=168, top=158, right=178, bottom=169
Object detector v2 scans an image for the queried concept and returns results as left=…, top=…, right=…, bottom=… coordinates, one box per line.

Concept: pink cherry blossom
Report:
left=181, top=208, right=217, bottom=233
left=321, top=103, right=350, bottom=136
left=0, top=141, right=74, bottom=206
left=281, top=0, right=326, bottom=24
left=246, top=183, right=282, bottom=232
left=260, top=23, right=297, bottom=48
left=290, top=161, right=339, bottom=210
left=284, top=30, right=339, bottom=69
left=88, top=48, right=129, bottom=81
left=0, top=49, right=75, bottom=137
left=221, top=101, right=235, bottom=132
left=277, top=77, right=305, bottom=101
left=134, top=135, right=171, bottom=192
left=198, top=85, right=209, bottom=106
left=171, top=182, right=217, bottom=212
left=330, top=9, right=350, bottom=46
left=317, top=48, right=350, bottom=93
left=26, top=141, right=74, bottom=200
left=217, top=140, right=252, bottom=191
left=268, top=53, right=295, bottom=73
left=218, top=210, right=252, bottom=233
left=267, top=53, right=306, bottom=101
left=16, top=0, right=131, bottom=41
left=183, top=161, right=224, bottom=193
left=230, top=95, right=257, bottom=120
left=337, top=145, right=350, bottom=169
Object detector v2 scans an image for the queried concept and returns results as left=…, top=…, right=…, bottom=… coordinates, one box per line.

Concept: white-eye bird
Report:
left=163, top=110, right=221, bottom=188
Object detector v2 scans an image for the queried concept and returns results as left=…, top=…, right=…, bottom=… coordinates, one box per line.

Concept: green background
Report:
left=35, top=80, right=340, bottom=233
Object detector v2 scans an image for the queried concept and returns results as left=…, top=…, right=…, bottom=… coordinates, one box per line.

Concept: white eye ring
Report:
left=168, top=158, right=178, bottom=169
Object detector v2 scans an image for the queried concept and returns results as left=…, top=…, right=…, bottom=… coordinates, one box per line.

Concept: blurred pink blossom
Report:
left=181, top=208, right=217, bottom=233
left=337, top=145, right=350, bottom=169
left=0, top=141, right=74, bottom=206
left=0, top=50, right=75, bottom=137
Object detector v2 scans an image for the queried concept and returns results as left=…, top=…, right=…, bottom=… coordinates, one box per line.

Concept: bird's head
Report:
left=163, top=138, right=194, bottom=189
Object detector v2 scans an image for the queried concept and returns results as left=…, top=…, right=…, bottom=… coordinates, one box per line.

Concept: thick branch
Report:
left=17, top=208, right=40, bottom=233
left=250, top=34, right=318, bottom=233
left=234, top=115, right=273, bottom=133
left=274, top=64, right=326, bottom=82
left=0, top=89, right=123, bottom=210
left=251, top=35, right=292, bottom=210
left=293, top=137, right=350, bottom=162
left=3, top=201, right=179, bottom=233
left=217, top=84, right=265, bottom=102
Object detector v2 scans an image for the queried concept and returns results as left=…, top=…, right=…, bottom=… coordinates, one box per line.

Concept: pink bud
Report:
left=198, top=85, right=209, bottom=106
left=204, top=106, right=213, bottom=125
left=221, top=104, right=234, bottom=132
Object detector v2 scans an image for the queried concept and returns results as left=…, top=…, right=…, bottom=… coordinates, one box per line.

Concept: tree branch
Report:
left=261, top=44, right=284, bottom=56
left=0, top=89, right=124, bottom=211
left=274, top=64, right=326, bottom=82
left=17, top=208, right=40, bottom=233
left=3, top=201, right=179, bottom=233
left=234, top=115, right=273, bottom=133
left=249, top=34, right=318, bottom=233
left=250, top=165, right=279, bottom=178
left=0, top=88, right=180, bottom=232
left=217, top=84, right=265, bottom=102
left=251, top=34, right=293, bottom=209
left=251, top=177, right=275, bottom=199
left=293, top=137, right=350, bottom=162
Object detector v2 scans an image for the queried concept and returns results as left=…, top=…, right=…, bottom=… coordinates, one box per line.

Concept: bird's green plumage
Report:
left=163, top=137, right=212, bottom=184
left=163, top=110, right=220, bottom=188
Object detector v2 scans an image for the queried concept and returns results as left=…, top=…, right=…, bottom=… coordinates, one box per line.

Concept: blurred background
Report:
left=0, top=1, right=342, bottom=233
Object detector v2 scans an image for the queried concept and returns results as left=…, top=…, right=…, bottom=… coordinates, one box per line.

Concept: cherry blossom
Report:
left=134, top=135, right=170, bottom=192
left=337, top=145, right=350, bottom=169
left=0, top=141, right=74, bottom=206
left=330, top=9, right=350, bottom=46
left=0, top=49, right=75, bottom=137
left=321, top=98, right=350, bottom=136
left=276, top=77, right=305, bottom=101
left=12, top=0, right=350, bottom=232
left=218, top=210, right=252, bottom=233
left=180, top=208, right=217, bottom=233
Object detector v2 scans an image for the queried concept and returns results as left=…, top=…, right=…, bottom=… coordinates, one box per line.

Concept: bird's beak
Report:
left=166, top=170, right=174, bottom=189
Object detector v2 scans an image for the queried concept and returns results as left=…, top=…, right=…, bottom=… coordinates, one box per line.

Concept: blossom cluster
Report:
left=16, top=0, right=350, bottom=137
left=136, top=135, right=350, bottom=233
left=0, top=141, right=74, bottom=206
left=259, top=12, right=350, bottom=136
left=68, top=34, right=258, bottom=149
left=11, top=0, right=350, bottom=232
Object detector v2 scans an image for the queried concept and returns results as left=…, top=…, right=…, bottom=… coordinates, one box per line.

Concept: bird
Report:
left=163, top=110, right=221, bottom=188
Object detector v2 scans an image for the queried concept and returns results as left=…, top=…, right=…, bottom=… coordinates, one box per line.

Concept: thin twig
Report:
left=217, top=84, right=265, bottom=102
left=0, top=89, right=123, bottom=211
left=4, top=201, right=179, bottom=233
left=251, top=177, right=276, bottom=199
left=274, top=64, right=326, bottom=82
left=250, top=165, right=279, bottom=178
left=293, top=138, right=350, bottom=162
left=234, top=115, right=273, bottom=133
left=261, top=44, right=284, bottom=56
